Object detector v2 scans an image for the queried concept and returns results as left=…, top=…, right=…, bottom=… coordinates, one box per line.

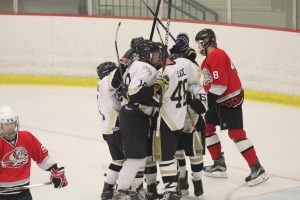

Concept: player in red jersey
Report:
left=0, top=106, right=67, bottom=199
left=195, top=28, right=268, bottom=186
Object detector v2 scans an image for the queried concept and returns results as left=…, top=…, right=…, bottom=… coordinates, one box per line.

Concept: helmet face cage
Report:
left=137, top=40, right=164, bottom=69
left=96, top=61, right=118, bottom=79
left=0, top=106, right=19, bottom=141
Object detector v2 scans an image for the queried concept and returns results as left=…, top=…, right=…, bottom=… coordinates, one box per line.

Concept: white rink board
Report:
left=0, top=15, right=300, bottom=96
left=1, top=85, right=300, bottom=200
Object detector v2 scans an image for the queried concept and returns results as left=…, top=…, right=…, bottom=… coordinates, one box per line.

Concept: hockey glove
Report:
left=170, top=33, right=189, bottom=55
left=153, top=75, right=169, bottom=94
left=186, top=92, right=207, bottom=114
left=130, top=37, right=144, bottom=49
left=185, top=48, right=197, bottom=60
left=207, top=92, right=219, bottom=108
left=116, top=84, right=128, bottom=101
left=50, top=167, right=68, bottom=189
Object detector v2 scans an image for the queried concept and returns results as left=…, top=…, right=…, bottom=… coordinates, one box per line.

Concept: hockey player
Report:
left=96, top=61, right=124, bottom=200
left=153, top=48, right=204, bottom=199
left=0, top=106, right=68, bottom=199
left=169, top=33, right=207, bottom=199
left=113, top=40, right=169, bottom=200
left=195, top=28, right=269, bottom=186
left=97, top=60, right=147, bottom=200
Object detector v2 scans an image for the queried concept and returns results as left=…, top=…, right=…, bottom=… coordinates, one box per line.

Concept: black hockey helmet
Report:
left=195, top=28, right=216, bottom=47
left=96, top=61, right=117, bottom=79
left=195, top=28, right=216, bottom=56
left=136, top=40, right=164, bottom=69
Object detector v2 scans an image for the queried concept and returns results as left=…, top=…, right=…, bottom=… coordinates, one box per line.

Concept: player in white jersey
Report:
left=169, top=33, right=207, bottom=199
left=97, top=61, right=125, bottom=200
left=151, top=54, right=201, bottom=200
left=113, top=40, right=169, bottom=200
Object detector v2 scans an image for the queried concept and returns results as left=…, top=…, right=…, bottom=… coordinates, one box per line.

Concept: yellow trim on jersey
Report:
left=107, top=109, right=119, bottom=134
left=1, top=75, right=299, bottom=108
left=161, top=107, right=178, bottom=131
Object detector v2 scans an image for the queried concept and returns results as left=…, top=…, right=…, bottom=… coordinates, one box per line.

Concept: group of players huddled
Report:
left=96, top=28, right=268, bottom=200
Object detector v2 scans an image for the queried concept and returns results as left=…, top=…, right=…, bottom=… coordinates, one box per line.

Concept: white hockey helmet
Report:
left=0, top=106, right=19, bottom=141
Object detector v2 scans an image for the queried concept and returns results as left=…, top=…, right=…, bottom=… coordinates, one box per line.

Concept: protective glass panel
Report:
left=196, top=0, right=227, bottom=22
left=0, top=0, right=13, bottom=12
left=232, top=0, right=294, bottom=29
left=297, top=0, right=300, bottom=29
left=18, top=0, right=85, bottom=15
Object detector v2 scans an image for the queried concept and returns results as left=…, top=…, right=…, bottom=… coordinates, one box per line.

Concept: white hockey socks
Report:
left=106, top=160, right=124, bottom=185
left=145, top=156, right=158, bottom=185
left=117, top=158, right=146, bottom=191
left=158, top=159, right=178, bottom=192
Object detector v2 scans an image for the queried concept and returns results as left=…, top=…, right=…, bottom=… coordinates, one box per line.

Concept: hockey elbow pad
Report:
left=111, top=68, right=122, bottom=89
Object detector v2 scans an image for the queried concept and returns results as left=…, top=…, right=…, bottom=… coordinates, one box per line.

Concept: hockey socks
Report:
left=117, top=158, right=146, bottom=191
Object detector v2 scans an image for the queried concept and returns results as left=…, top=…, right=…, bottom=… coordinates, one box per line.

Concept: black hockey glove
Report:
left=130, top=37, right=144, bottom=49
left=169, top=33, right=189, bottom=55
left=185, top=48, right=197, bottom=60
left=116, top=84, right=128, bottom=101
left=186, top=92, right=206, bottom=114
left=207, top=92, right=219, bottom=108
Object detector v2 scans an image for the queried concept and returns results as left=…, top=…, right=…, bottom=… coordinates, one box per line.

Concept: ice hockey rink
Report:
left=1, top=85, right=300, bottom=200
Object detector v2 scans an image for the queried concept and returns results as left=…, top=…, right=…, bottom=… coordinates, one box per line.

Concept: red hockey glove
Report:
left=50, top=167, right=68, bottom=189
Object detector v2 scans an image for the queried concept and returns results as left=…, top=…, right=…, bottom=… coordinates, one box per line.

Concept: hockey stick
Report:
left=156, top=23, right=164, bottom=44
left=0, top=182, right=52, bottom=194
left=186, top=108, right=203, bottom=154
left=114, top=21, right=123, bottom=77
left=141, top=0, right=176, bottom=42
left=149, top=0, right=162, bottom=40
left=153, top=0, right=172, bottom=162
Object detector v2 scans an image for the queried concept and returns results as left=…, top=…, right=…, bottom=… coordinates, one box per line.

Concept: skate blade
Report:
left=180, top=189, right=190, bottom=196
left=195, top=194, right=203, bottom=199
left=204, top=171, right=228, bottom=178
left=247, top=173, right=269, bottom=187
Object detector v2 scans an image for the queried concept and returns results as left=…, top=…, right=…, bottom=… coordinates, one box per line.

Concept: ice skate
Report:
left=245, top=161, right=269, bottom=186
left=204, top=154, right=227, bottom=178
left=159, top=191, right=181, bottom=200
left=192, top=179, right=203, bottom=199
left=146, top=182, right=164, bottom=200
left=136, top=184, right=147, bottom=200
left=112, top=190, right=139, bottom=200
left=101, top=182, right=114, bottom=200
left=177, top=170, right=189, bottom=195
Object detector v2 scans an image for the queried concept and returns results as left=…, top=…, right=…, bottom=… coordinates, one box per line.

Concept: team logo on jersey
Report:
left=203, top=68, right=213, bottom=85
left=143, top=65, right=153, bottom=76
left=1, top=147, right=29, bottom=168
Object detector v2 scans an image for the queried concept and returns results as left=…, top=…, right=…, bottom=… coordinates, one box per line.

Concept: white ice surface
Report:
left=1, top=85, right=300, bottom=200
